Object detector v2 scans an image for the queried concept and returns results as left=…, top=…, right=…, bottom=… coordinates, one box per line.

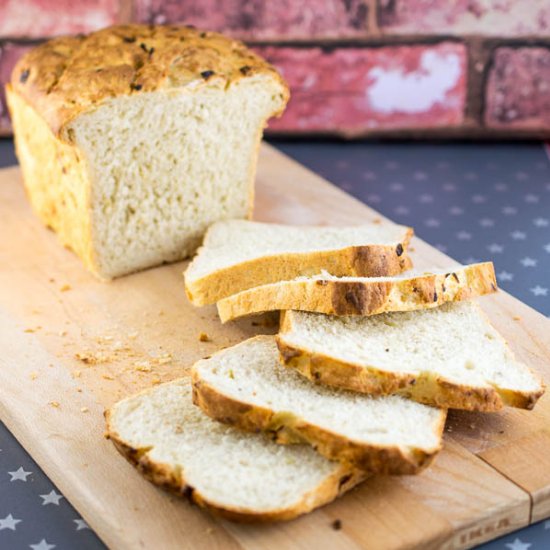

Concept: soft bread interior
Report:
left=67, top=76, right=283, bottom=278
left=193, top=336, right=444, bottom=451
left=185, top=220, right=411, bottom=282
left=282, top=302, right=542, bottom=394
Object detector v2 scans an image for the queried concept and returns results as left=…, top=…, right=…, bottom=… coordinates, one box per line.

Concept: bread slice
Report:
left=184, top=220, right=414, bottom=305
left=278, top=302, right=545, bottom=411
left=191, top=336, right=446, bottom=474
left=8, top=25, right=288, bottom=279
left=106, top=379, right=365, bottom=522
left=217, top=262, right=496, bottom=322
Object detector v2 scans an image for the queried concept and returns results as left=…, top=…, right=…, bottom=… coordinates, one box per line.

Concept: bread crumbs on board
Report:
left=49, top=401, right=60, bottom=408
left=60, top=284, right=72, bottom=292
left=199, top=332, right=210, bottom=342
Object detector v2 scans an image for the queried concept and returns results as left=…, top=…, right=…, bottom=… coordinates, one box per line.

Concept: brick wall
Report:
left=1, top=0, right=549, bottom=137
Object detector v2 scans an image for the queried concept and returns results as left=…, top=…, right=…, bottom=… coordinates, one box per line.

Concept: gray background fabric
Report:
left=0, top=138, right=548, bottom=549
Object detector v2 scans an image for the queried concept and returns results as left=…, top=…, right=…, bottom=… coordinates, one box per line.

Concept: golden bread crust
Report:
left=218, top=262, right=497, bottom=322
left=11, top=24, right=289, bottom=139
left=187, top=229, right=414, bottom=306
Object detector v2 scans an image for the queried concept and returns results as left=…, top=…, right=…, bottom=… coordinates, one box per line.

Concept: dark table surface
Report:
left=1, top=138, right=549, bottom=550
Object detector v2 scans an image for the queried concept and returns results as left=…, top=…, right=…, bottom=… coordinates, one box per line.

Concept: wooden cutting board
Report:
left=1, top=144, right=549, bottom=550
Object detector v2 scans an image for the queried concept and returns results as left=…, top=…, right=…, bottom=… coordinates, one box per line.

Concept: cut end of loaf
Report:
left=72, top=77, right=284, bottom=278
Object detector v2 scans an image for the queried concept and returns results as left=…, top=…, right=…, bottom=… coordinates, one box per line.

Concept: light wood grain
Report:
left=0, top=143, right=548, bottom=550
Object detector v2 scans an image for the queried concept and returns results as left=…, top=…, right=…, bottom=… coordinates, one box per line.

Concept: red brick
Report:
left=0, top=0, right=121, bottom=38
left=485, top=47, right=550, bottom=130
left=135, top=0, right=369, bottom=40
left=256, top=43, right=466, bottom=134
left=378, top=0, right=550, bottom=37
left=0, top=43, right=33, bottom=134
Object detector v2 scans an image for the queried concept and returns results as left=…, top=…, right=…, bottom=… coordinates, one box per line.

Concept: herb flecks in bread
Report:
left=8, top=24, right=288, bottom=279
left=217, top=262, right=497, bottom=322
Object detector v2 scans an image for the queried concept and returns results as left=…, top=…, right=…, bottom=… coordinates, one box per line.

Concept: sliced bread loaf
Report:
left=191, top=336, right=446, bottom=474
left=217, top=262, right=496, bottom=322
left=105, top=379, right=365, bottom=522
left=278, top=302, right=545, bottom=411
left=184, top=220, right=413, bottom=305
left=8, top=25, right=288, bottom=279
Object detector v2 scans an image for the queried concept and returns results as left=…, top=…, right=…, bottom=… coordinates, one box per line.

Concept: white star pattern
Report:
left=437, top=161, right=449, bottom=169
left=8, top=467, right=32, bottom=481
left=498, top=271, right=514, bottom=282
left=389, top=182, right=404, bottom=192
left=525, top=194, right=539, bottom=203
left=362, top=171, right=377, bottom=180
left=494, top=183, right=508, bottom=191
left=336, top=160, right=349, bottom=169
left=546, top=182, right=550, bottom=191
left=394, top=206, right=409, bottom=215
left=503, top=206, right=518, bottom=215
left=531, top=286, right=548, bottom=296
left=505, top=538, right=531, bottom=550
left=479, top=218, right=495, bottom=227
left=515, top=171, right=529, bottom=181
left=463, top=256, right=479, bottom=264
left=40, top=490, right=64, bottom=506
left=385, top=161, right=399, bottom=169
left=73, top=518, right=90, bottom=531
left=457, top=231, right=472, bottom=240
left=435, top=244, right=448, bottom=252
left=464, top=172, right=478, bottom=180
left=520, top=257, right=537, bottom=267
left=534, top=217, right=549, bottom=227
left=487, top=244, right=504, bottom=253
left=544, top=519, right=550, bottom=529
left=472, top=194, right=487, bottom=203
left=511, top=231, right=526, bottom=240
left=424, top=218, right=440, bottom=227
left=367, top=194, right=381, bottom=204
left=413, top=171, right=427, bottom=181
left=418, top=193, right=434, bottom=203
left=449, top=206, right=464, bottom=215
left=544, top=244, right=550, bottom=253
left=442, top=182, right=456, bottom=191
left=29, top=540, right=56, bottom=550
left=0, top=514, right=21, bottom=530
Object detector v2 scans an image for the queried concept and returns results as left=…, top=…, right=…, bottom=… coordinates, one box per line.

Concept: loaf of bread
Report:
left=7, top=24, right=288, bottom=279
